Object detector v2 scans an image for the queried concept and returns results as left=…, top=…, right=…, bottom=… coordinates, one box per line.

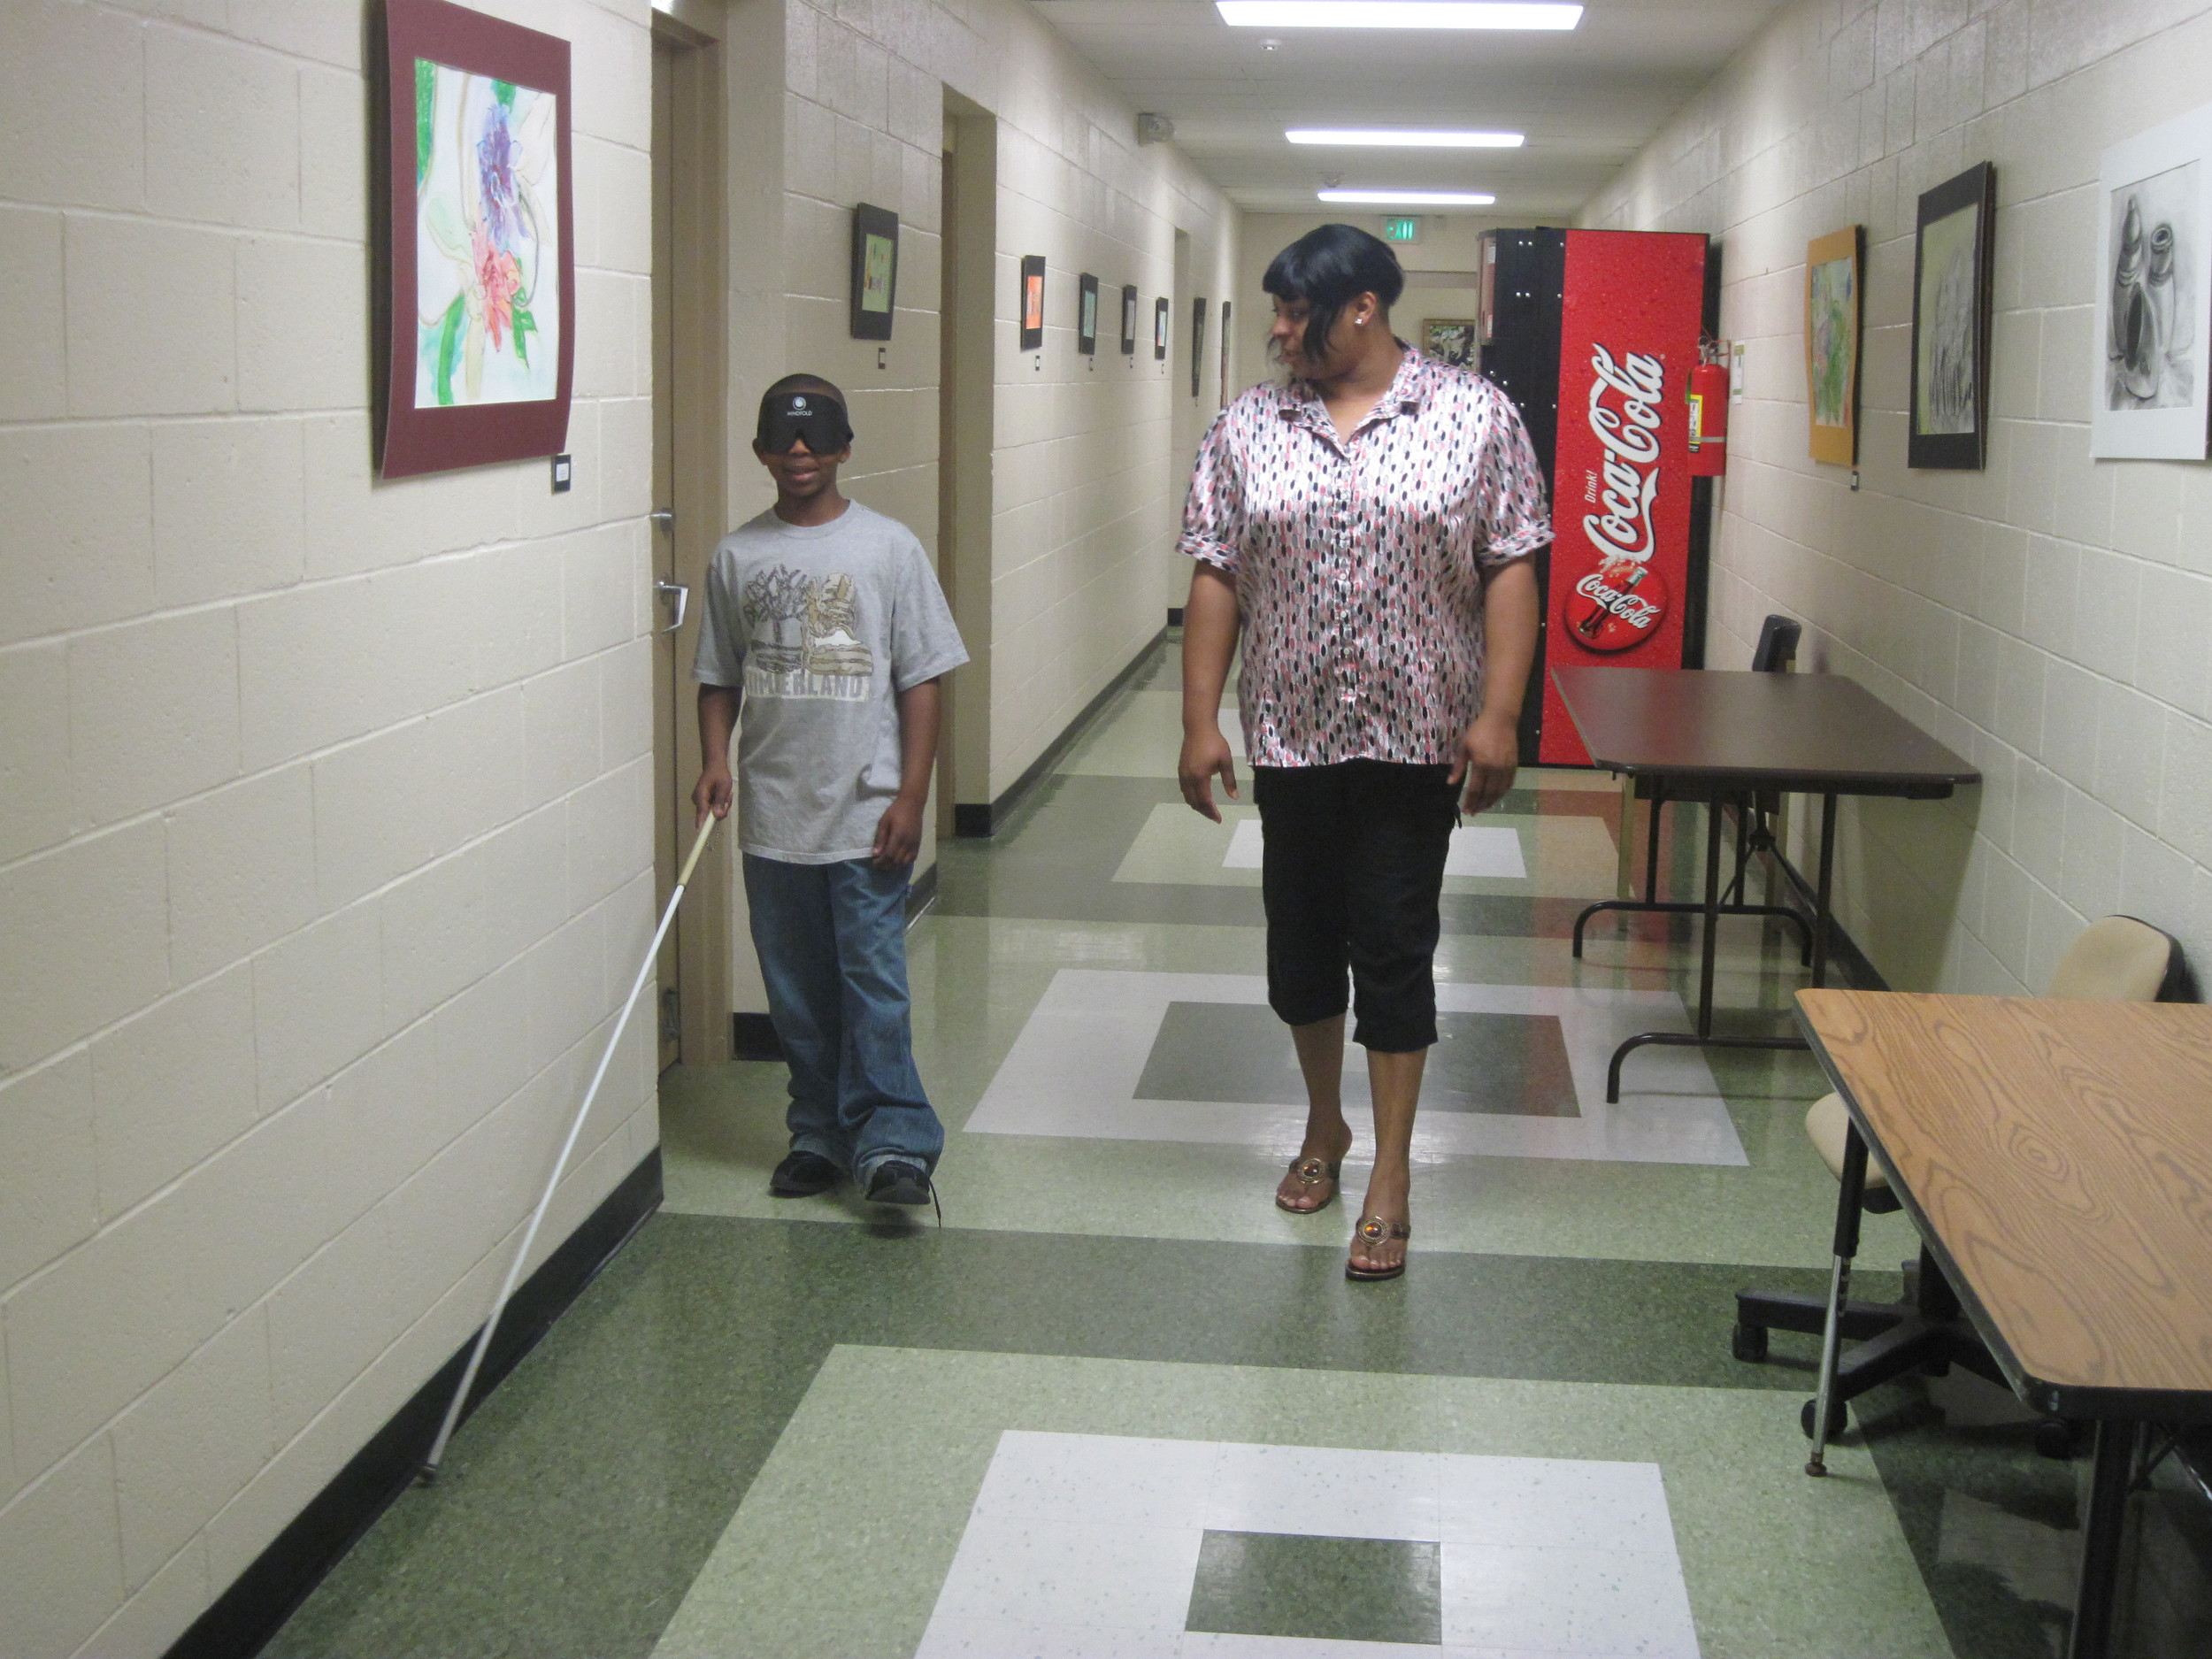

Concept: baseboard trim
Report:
left=953, top=626, right=1167, bottom=838
left=731, top=1011, right=783, bottom=1061
left=167, top=1148, right=664, bottom=1659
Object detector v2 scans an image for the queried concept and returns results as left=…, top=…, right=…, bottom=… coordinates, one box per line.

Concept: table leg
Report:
left=1807, top=1118, right=1868, bottom=1478
left=1617, top=774, right=1635, bottom=901
left=1696, top=790, right=1725, bottom=1039
left=1810, top=793, right=1838, bottom=987
left=1645, top=776, right=1664, bottom=903
left=2066, top=1418, right=2139, bottom=1658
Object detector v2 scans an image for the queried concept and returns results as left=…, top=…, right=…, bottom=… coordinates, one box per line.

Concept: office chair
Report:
left=1732, top=915, right=2195, bottom=1452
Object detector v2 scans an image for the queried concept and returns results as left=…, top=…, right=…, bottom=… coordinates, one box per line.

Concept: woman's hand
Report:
left=1450, top=712, right=1518, bottom=814
left=1179, top=726, right=1241, bottom=822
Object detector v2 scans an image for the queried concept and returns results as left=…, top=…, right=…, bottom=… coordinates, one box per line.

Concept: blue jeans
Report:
left=742, top=853, right=942, bottom=1182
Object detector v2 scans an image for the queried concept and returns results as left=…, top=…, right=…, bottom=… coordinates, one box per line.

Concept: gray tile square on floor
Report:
left=1185, top=1528, right=1445, bottom=1644
left=1134, top=1001, right=1579, bottom=1116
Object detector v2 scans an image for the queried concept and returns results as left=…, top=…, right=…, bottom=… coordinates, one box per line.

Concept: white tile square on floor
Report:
left=1223, top=819, right=1529, bottom=879
left=915, top=1432, right=1701, bottom=1658
left=964, top=971, right=1747, bottom=1166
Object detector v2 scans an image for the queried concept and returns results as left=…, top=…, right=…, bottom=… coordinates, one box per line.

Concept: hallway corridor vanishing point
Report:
left=263, top=641, right=2165, bottom=1659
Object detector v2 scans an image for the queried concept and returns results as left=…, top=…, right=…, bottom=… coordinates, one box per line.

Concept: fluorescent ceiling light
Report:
left=1288, top=128, right=1524, bottom=147
left=1219, top=3, right=1581, bottom=30
left=1319, top=188, right=1496, bottom=204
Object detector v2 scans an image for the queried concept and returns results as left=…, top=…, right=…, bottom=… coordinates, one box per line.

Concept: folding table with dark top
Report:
left=1796, top=990, right=2212, bottom=1659
left=1548, top=667, right=1978, bottom=1101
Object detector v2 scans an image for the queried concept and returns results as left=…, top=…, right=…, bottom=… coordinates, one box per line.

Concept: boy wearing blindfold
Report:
left=692, top=375, right=968, bottom=1208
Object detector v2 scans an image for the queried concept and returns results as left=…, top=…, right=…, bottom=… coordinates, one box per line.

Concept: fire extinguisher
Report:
left=1686, top=354, right=1729, bottom=477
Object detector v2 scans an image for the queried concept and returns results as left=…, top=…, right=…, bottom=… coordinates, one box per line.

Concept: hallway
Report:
left=261, top=641, right=2106, bottom=1658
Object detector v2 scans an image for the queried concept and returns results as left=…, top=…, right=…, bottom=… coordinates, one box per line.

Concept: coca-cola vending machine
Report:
left=1479, top=228, right=1716, bottom=764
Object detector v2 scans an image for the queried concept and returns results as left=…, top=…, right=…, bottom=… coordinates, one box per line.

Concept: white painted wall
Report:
left=1583, top=0, right=2212, bottom=994
left=0, top=3, right=659, bottom=1652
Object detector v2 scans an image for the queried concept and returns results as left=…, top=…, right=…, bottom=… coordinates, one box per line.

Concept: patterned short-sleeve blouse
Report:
left=1179, top=349, right=1553, bottom=769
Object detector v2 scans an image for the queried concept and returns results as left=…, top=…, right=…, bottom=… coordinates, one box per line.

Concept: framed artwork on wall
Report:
left=1909, top=163, right=1996, bottom=469
left=1078, top=273, right=1100, bottom=356
left=1019, top=255, right=1046, bottom=352
left=849, top=203, right=898, bottom=341
left=1803, top=225, right=1864, bottom=466
left=1191, top=296, right=1208, bottom=397
left=2093, top=103, right=2212, bottom=458
left=1154, top=297, right=1170, bottom=360
left=1423, top=318, right=1477, bottom=367
left=1219, top=299, right=1233, bottom=404
left=1121, top=284, right=1139, bottom=355
left=380, top=0, right=575, bottom=479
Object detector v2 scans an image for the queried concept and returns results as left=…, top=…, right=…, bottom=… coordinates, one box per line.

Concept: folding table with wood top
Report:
left=1548, top=666, right=1978, bottom=1100
left=1795, top=990, right=2212, bottom=1659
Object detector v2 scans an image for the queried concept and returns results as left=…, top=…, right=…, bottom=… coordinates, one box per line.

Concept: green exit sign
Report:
left=1381, top=216, right=1422, bottom=243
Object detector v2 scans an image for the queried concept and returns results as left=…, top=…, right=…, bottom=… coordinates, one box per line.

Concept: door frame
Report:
left=652, top=5, right=731, bottom=1064
left=939, top=95, right=996, bottom=832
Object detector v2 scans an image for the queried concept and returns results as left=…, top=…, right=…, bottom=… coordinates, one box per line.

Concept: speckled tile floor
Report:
left=265, top=640, right=2211, bottom=1658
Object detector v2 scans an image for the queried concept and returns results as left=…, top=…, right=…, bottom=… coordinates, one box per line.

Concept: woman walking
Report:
left=1177, top=223, right=1549, bottom=1280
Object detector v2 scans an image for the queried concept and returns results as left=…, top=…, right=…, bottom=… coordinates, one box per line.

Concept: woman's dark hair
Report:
left=1263, top=223, right=1406, bottom=368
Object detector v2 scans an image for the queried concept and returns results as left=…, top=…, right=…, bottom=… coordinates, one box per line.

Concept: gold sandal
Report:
left=1346, top=1214, right=1411, bottom=1281
left=1275, top=1156, right=1341, bottom=1214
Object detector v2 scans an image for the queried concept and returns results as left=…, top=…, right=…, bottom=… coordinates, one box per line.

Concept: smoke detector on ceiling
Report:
left=1136, top=112, right=1177, bottom=145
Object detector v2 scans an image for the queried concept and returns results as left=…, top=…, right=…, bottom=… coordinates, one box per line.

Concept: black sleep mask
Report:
left=756, top=390, right=853, bottom=454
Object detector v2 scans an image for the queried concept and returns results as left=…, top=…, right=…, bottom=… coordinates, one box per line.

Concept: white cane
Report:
left=420, top=812, right=720, bottom=1482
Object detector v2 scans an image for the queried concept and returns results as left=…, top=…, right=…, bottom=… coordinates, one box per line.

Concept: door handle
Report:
left=655, top=580, right=689, bottom=634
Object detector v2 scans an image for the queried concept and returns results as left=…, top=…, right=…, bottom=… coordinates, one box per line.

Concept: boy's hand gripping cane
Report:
left=420, top=814, right=718, bottom=1483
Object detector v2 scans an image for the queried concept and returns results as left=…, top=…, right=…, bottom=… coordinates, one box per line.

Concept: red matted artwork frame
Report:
left=380, top=0, right=574, bottom=479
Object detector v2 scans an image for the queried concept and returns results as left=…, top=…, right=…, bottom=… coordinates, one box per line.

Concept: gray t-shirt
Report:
left=693, top=502, right=966, bottom=864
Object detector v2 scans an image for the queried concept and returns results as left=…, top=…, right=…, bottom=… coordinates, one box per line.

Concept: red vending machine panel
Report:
left=1538, top=229, right=1708, bottom=764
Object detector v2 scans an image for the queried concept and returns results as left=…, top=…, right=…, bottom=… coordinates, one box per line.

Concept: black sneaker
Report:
left=768, top=1150, right=840, bottom=1197
left=863, top=1159, right=932, bottom=1206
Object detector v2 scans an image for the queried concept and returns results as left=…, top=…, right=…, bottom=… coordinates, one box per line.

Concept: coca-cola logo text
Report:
left=1582, top=345, right=1665, bottom=563
left=1572, top=571, right=1662, bottom=631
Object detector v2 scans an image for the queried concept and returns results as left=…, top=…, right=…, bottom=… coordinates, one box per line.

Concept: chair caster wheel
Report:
left=1730, top=1322, right=1769, bottom=1363
left=2033, top=1419, right=2082, bottom=1461
left=1801, top=1398, right=1847, bottom=1440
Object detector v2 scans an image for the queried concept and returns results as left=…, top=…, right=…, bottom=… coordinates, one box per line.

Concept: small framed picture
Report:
left=1909, top=163, right=1995, bottom=469
left=1121, top=284, right=1139, bottom=355
left=1019, top=255, right=1046, bottom=352
left=1423, top=318, right=1477, bottom=367
left=1804, top=225, right=1864, bottom=466
left=1078, top=273, right=1100, bottom=356
left=849, top=203, right=898, bottom=342
left=1191, top=296, right=1208, bottom=397
left=1154, top=297, right=1170, bottom=360
left=2093, top=103, right=2212, bottom=458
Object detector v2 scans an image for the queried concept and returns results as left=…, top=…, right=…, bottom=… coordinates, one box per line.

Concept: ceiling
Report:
left=1029, top=0, right=1786, bottom=218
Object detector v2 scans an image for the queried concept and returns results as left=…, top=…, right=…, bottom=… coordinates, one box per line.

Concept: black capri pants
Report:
left=1252, top=759, right=1457, bottom=1054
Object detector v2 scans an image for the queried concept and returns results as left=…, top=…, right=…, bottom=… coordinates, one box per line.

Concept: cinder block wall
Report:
left=0, top=3, right=660, bottom=1653
left=729, top=0, right=1240, bottom=805
left=1583, top=0, right=2212, bottom=993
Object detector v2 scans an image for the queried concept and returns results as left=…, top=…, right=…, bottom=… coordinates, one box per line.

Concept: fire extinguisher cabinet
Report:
left=1479, top=228, right=1718, bottom=765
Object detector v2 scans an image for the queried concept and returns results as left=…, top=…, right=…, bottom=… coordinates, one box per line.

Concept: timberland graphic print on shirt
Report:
left=694, top=502, right=967, bottom=862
